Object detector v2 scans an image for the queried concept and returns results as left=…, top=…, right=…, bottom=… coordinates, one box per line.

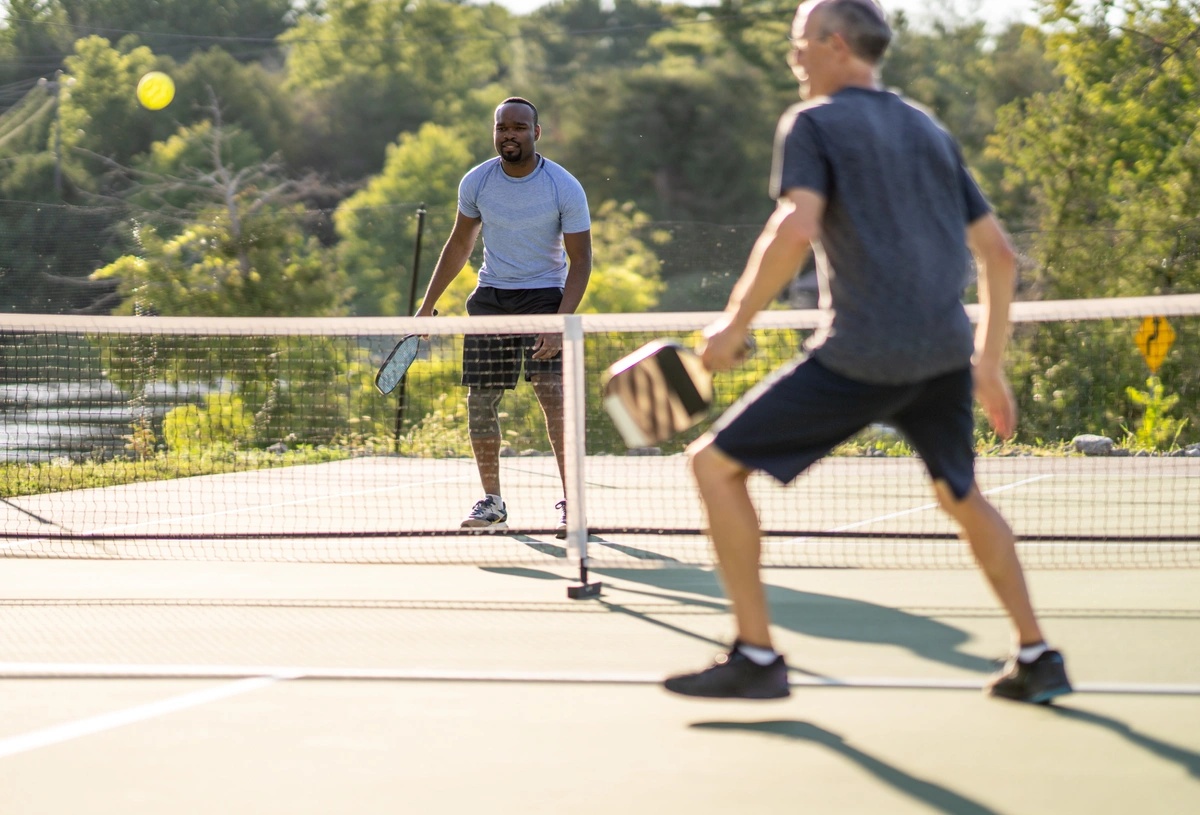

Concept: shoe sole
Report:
left=662, top=684, right=792, bottom=700
left=987, top=683, right=1073, bottom=704
left=1027, top=684, right=1073, bottom=705
left=460, top=521, right=508, bottom=531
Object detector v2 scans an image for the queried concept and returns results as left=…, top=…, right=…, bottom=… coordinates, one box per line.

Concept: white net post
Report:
left=561, top=314, right=589, bottom=565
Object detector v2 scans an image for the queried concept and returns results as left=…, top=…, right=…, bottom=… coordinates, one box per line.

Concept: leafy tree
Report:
left=990, top=1, right=1200, bottom=446
left=335, top=121, right=474, bottom=316
left=58, top=36, right=175, bottom=168
left=55, top=0, right=293, bottom=62
left=550, top=23, right=785, bottom=223
left=91, top=111, right=348, bottom=317
left=280, top=0, right=516, bottom=179
left=990, top=0, right=1200, bottom=297
left=0, top=1, right=76, bottom=90
left=0, top=155, right=120, bottom=312
left=578, top=199, right=665, bottom=313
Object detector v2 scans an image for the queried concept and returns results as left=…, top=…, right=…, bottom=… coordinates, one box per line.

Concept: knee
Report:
left=467, top=388, right=503, bottom=438
left=933, top=479, right=965, bottom=514
left=530, top=373, right=562, bottom=395
left=689, top=436, right=743, bottom=487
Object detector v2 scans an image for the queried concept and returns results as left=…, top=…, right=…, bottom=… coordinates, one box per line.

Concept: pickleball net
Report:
left=2, top=294, right=1198, bottom=568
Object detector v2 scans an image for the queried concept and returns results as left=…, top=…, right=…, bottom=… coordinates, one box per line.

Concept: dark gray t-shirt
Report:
left=772, top=87, right=991, bottom=384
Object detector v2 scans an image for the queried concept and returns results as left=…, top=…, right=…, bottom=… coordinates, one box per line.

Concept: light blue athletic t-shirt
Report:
left=458, top=155, right=591, bottom=290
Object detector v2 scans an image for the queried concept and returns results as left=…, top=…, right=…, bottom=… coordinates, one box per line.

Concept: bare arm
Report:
left=532, top=228, right=592, bottom=359
left=415, top=210, right=482, bottom=316
left=967, top=213, right=1018, bottom=439
left=702, top=189, right=823, bottom=371
left=558, top=229, right=592, bottom=314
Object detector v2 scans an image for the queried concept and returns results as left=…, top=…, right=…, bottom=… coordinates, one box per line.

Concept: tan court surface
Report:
left=1, top=558, right=1198, bottom=815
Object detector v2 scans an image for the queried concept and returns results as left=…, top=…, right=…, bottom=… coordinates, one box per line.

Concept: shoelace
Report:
left=471, top=499, right=498, bottom=517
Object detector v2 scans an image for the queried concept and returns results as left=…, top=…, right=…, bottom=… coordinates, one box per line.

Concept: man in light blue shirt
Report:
left=417, top=97, right=592, bottom=538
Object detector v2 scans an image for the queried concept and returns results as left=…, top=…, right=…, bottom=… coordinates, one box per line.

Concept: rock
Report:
left=1072, top=434, right=1114, bottom=456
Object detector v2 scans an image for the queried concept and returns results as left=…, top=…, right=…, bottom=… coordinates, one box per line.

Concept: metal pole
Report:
left=406, top=206, right=426, bottom=315
left=394, top=206, right=427, bottom=450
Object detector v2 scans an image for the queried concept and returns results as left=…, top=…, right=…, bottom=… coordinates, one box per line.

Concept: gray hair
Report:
left=810, top=0, right=892, bottom=63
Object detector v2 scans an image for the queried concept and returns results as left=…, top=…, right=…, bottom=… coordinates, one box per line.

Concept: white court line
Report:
left=0, top=674, right=294, bottom=759
left=1, top=663, right=1197, bottom=697
left=825, top=475, right=1053, bottom=533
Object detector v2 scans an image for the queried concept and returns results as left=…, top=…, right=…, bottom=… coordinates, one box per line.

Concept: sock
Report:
left=736, top=642, right=779, bottom=666
left=486, top=493, right=504, bottom=506
left=1017, top=641, right=1049, bottom=664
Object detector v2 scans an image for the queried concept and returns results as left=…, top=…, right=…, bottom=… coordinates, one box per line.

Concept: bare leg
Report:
left=470, top=435, right=502, bottom=496
left=532, top=373, right=567, bottom=491
left=934, top=480, right=1044, bottom=645
left=689, top=436, right=773, bottom=649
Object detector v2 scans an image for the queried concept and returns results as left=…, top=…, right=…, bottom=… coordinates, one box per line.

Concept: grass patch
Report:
left=1, top=446, right=356, bottom=499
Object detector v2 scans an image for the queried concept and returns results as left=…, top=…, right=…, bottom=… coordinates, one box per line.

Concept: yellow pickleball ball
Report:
left=136, top=71, right=175, bottom=111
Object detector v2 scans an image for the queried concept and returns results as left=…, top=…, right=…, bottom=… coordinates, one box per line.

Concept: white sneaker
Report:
left=461, top=495, right=507, bottom=529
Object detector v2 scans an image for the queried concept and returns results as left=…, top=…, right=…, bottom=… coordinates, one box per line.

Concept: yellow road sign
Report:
left=1135, top=316, right=1175, bottom=373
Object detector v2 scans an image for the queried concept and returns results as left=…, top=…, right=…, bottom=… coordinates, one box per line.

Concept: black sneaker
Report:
left=987, top=649, right=1073, bottom=704
left=664, top=644, right=791, bottom=699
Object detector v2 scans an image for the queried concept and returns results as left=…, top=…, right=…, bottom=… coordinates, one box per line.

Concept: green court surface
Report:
left=1, top=557, right=1197, bottom=814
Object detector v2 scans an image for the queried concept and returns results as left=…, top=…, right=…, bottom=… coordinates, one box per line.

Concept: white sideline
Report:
left=1, top=662, right=1198, bottom=696
left=0, top=674, right=293, bottom=758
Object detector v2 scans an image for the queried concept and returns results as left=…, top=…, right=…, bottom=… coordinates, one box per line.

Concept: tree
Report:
left=91, top=110, right=348, bottom=317
left=990, top=0, right=1200, bottom=297
left=335, top=122, right=473, bottom=316
left=55, top=0, right=294, bottom=62
left=0, top=154, right=120, bottom=313
left=58, top=36, right=175, bottom=168
left=0, top=0, right=76, bottom=90
left=280, top=0, right=516, bottom=180
left=550, top=23, right=786, bottom=224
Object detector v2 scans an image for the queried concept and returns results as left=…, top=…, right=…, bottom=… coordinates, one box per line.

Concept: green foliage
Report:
left=398, top=393, right=472, bottom=457
left=580, top=200, right=666, bottom=313
left=280, top=0, right=516, bottom=179
left=335, top=122, right=474, bottom=315
left=92, top=208, right=348, bottom=318
left=989, top=0, right=1200, bottom=295
left=0, top=446, right=358, bottom=500
left=1006, top=314, right=1199, bottom=446
left=1123, top=375, right=1188, bottom=451
left=550, top=27, right=784, bottom=222
left=57, top=0, right=293, bottom=55
left=59, top=36, right=172, bottom=167
left=162, top=393, right=254, bottom=453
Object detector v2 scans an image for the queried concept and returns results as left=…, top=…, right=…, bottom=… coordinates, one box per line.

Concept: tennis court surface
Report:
left=1, top=555, right=1198, bottom=814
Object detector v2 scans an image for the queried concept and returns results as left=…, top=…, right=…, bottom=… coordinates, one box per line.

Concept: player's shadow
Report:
left=486, top=536, right=995, bottom=675
left=1049, top=704, right=1200, bottom=779
left=593, top=556, right=996, bottom=675
left=690, top=720, right=1002, bottom=815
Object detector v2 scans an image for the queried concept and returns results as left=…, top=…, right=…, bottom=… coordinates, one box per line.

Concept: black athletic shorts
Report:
left=712, top=356, right=977, bottom=499
left=462, top=286, right=564, bottom=389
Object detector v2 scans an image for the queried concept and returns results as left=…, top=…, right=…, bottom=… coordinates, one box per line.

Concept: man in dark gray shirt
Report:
left=664, top=0, right=1072, bottom=704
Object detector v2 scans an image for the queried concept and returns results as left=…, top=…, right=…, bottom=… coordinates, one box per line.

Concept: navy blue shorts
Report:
left=712, top=356, right=977, bottom=499
left=463, top=286, right=563, bottom=389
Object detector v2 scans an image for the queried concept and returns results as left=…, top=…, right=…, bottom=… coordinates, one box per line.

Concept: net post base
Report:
left=567, top=582, right=602, bottom=600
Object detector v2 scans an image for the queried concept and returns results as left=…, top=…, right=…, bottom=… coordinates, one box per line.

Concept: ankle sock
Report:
left=736, top=642, right=779, bottom=666
left=1017, top=642, right=1049, bottom=664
